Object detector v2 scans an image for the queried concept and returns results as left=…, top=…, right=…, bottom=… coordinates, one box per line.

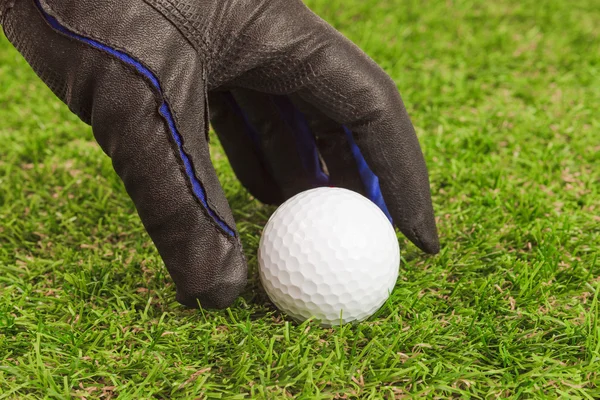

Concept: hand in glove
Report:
left=1, top=0, right=440, bottom=309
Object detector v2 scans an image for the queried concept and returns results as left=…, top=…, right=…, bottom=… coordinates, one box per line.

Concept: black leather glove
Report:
left=1, top=0, right=440, bottom=309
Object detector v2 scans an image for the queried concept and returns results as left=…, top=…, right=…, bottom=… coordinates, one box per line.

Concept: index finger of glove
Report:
left=4, top=0, right=248, bottom=308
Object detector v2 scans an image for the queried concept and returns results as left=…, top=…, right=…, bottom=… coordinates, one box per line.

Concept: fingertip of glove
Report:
left=400, top=219, right=441, bottom=255
left=175, top=248, right=248, bottom=310
left=176, top=275, right=247, bottom=310
left=416, top=235, right=441, bottom=255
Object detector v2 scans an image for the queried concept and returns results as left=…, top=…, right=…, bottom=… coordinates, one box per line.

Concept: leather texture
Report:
left=1, top=0, right=440, bottom=309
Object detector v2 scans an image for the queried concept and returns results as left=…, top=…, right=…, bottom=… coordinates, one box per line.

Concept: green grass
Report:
left=1, top=0, right=599, bottom=398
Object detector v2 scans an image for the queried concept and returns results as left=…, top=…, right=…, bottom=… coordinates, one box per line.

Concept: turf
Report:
left=1, top=0, right=599, bottom=398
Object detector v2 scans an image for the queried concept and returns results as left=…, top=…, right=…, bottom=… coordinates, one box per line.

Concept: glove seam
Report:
left=142, top=0, right=210, bottom=56
left=167, top=94, right=240, bottom=238
left=140, top=0, right=243, bottom=78
left=141, top=0, right=229, bottom=78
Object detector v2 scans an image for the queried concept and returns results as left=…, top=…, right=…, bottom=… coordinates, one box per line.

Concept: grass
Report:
left=1, top=0, right=599, bottom=398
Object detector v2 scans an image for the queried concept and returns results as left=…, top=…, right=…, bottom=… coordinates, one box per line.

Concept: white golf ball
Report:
left=258, top=187, right=400, bottom=326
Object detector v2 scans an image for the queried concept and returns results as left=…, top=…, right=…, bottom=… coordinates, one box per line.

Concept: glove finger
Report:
left=298, top=66, right=440, bottom=254
left=275, top=19, right=439, bottom=254
left=216, top=89, right=329, bottom=201
left=208, top=91, right=284, bottom=205
left=5, top=0, right=247, bottom=308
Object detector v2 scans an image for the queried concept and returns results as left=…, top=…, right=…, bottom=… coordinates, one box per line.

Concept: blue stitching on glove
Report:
left=271, top=96, right=330, bottom=187
left=343, top=126, right=393, bottom=223
left=36, top=0, right=236, bottom=237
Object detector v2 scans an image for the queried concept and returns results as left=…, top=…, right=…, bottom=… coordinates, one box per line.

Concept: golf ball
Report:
left=258, top=187, right=400, bottom=326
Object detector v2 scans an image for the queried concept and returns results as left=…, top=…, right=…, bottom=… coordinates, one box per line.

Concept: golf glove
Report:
left=1, top=0, right=440, bottom=309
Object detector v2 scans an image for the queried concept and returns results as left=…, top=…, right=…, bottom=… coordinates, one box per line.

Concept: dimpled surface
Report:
left=258, top=187, right=400, bottom=326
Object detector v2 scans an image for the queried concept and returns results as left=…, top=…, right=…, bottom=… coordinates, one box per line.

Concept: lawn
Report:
left=1, top=0, right=599, bottom=398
